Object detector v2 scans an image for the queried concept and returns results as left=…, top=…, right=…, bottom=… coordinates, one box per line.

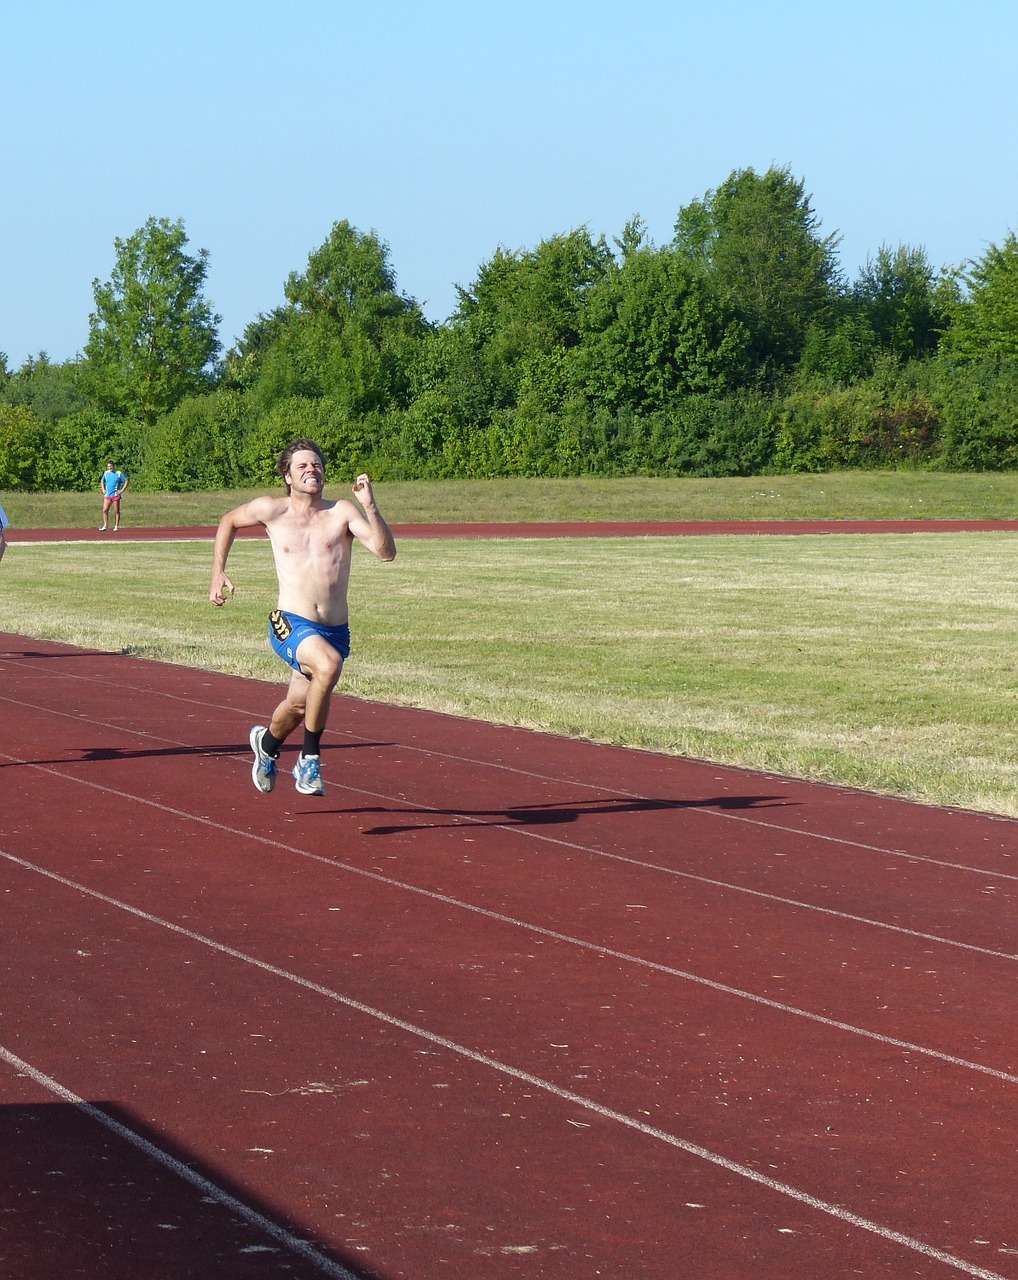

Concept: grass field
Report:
left=3, top=469, right=1018, bottom=527
left=3, top=525, right=1016, bottom=818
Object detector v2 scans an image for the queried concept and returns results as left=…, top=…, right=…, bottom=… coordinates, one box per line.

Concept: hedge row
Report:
left=2, top=358, right=1016, bottom=491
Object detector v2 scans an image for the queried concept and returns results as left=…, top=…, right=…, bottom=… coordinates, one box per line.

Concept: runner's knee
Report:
left=311, top=652, right=343, bottom=687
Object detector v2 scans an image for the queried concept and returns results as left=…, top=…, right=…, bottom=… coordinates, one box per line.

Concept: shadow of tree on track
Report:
left=0, top=1099, right=371, bottom=1280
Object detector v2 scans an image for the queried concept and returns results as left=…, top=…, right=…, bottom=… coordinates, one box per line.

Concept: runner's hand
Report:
left=352, top=473, right=375, bottom=507
left=210, top=573, right=235, bottom=607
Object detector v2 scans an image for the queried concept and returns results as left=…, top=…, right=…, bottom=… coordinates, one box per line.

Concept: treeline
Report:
left=3, top=165, right=1018, bottom=490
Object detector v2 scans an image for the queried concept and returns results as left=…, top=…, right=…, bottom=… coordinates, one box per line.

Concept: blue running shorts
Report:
left=268, top=609, right=351, bottom=675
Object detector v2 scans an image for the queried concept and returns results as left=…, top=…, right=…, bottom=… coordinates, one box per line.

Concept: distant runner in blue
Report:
left=99, top=461, right=129, bottom=531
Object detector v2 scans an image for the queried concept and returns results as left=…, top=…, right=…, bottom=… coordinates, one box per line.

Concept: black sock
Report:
left=261, top=728, right=283, bottom=758
left=302, top=729, right=322, bottom=758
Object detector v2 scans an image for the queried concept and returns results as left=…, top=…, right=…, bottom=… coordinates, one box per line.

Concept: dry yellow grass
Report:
left=3, top=529, right=1016, bottom=817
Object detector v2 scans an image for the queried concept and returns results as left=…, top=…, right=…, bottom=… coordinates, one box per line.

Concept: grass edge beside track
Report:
left=2, top=532, right=1016, bottom=819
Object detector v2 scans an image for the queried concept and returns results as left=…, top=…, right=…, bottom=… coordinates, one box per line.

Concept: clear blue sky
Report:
left=3, top=0, right=1016, bottom=368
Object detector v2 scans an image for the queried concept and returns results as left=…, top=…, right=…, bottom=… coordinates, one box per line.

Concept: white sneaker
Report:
left=292, top=754, right=324, bottom=796
left=249, top=725, right=277, bottom=793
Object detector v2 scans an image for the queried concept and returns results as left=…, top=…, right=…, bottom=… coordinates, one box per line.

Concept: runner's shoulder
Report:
left=234, top=494, right=290, bottom=526
left=324, top=497, right=361, bottom=520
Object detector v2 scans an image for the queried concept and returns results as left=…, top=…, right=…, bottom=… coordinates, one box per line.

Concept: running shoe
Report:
left=293, top=753, right=324, bottom=796
left=249, top=725, right=277, bottom=793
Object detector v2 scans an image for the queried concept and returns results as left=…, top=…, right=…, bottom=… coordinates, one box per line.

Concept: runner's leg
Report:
left=293, top=634, right=344, bottom=737
left=268, top=668, right=312, bottom=744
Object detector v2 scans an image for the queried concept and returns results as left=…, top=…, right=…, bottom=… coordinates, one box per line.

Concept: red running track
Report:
left=7, top=518, right=1018, bottom=543
left=1, top=633, right=1017, bottom=1279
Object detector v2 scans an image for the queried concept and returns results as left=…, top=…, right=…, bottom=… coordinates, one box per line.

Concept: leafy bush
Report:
left=37, top=410, right=141, bottom=491
left=18, top=345, right=1018, bottom=489
left=662, top=393, right=779, bottom=476
left=0, top=405, right=45, bottom=488
left=385, top=391, right=459, bottom=478
left=140, top=390, right=247, bottom=491
left=241, top=396, right=389, bottom=487
left=857, top=399, right=940, bottom=464
left=771, top=379, right=939, bottom=472
left=933, top=359, right=1018, bottom=470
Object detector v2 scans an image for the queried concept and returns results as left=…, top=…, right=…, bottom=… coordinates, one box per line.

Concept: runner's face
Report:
left=287, top=451, right=325, bottom=493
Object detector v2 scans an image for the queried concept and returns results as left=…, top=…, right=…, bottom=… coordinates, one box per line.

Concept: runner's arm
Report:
left=349, top=475, right=396, bottom=561
left=209, top=499, right=275, bottom=606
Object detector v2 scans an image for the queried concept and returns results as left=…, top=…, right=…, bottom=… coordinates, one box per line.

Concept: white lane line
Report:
left=1, top=723, right=1016, bottom=970
left=0, top=1045, right=357, bottom=1279
left=3, top=677, right=1016, bottom=880
left=2, top=537, right=215, bottom=545
left=0, top=860, right=1007, bottom=1280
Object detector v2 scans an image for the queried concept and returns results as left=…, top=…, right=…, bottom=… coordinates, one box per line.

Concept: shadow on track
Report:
left=0, top=741, right=392, bottom=769
left=0, top=1100, right=370, bottom=1279
left=309, top=792, right=794, bottom=835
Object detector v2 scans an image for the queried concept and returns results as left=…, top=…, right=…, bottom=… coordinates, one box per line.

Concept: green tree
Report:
left=797, top=309, right=878, bottom=384
left=220, top=307, right=291, bottom=390
left=245, top=221, right=430, bottom=415
left=0, top=352, right=89, bottom=423
left=443, top=227, right=612, bottom=419
left=84, top=216, right=221, bottom=425
left=943, top=232, right=1018, bottom=361
left=285, top=220, right=418, bottom=335
left=577, top=236, right=751, bottom=412
left=673, top=166, right=842, bottom=376
left=0, top=404, right=45, bottom=488
left=851, top=244, right=948, bottom=362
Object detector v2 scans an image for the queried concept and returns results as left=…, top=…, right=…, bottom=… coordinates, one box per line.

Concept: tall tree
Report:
left=943, top=232, right=1018, bottom=361
left=577, top=240, right=751, bottom=412
left=220, top=307, right=292, bottom=390
left=0, top=352, right=89, bottom=423
left=673, top=166, right=841, bottom=376
left=84, top=217, right=221, bottom=424
left=284, top=220, right=419, bottom=337
left=445, top=228, right=612, bottom=417
left=245, top=220, right=430, bottom=414
left=851, top=243, right=948, bottom=362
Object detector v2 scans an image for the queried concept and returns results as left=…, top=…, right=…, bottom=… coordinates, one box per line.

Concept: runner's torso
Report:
left=264, top=501, right=356, bottom=625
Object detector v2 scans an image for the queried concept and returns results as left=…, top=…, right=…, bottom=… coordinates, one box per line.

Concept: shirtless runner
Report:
left=209, top=438, right=396, bottom=796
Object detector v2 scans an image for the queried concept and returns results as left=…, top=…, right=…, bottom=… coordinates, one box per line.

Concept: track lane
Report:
left=3, top=844, right=1015, bottom=1280
left=1, top=634, right=1018, bottom=1274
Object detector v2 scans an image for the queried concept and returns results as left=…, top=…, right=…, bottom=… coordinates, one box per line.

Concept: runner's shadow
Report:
left=0, top=744, right=249, bottom=769
left=0, top=648, right=120, bottom=660
left=0, top=741, right=392, bottom=768
left=314, top=792, right=792, bottom=835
